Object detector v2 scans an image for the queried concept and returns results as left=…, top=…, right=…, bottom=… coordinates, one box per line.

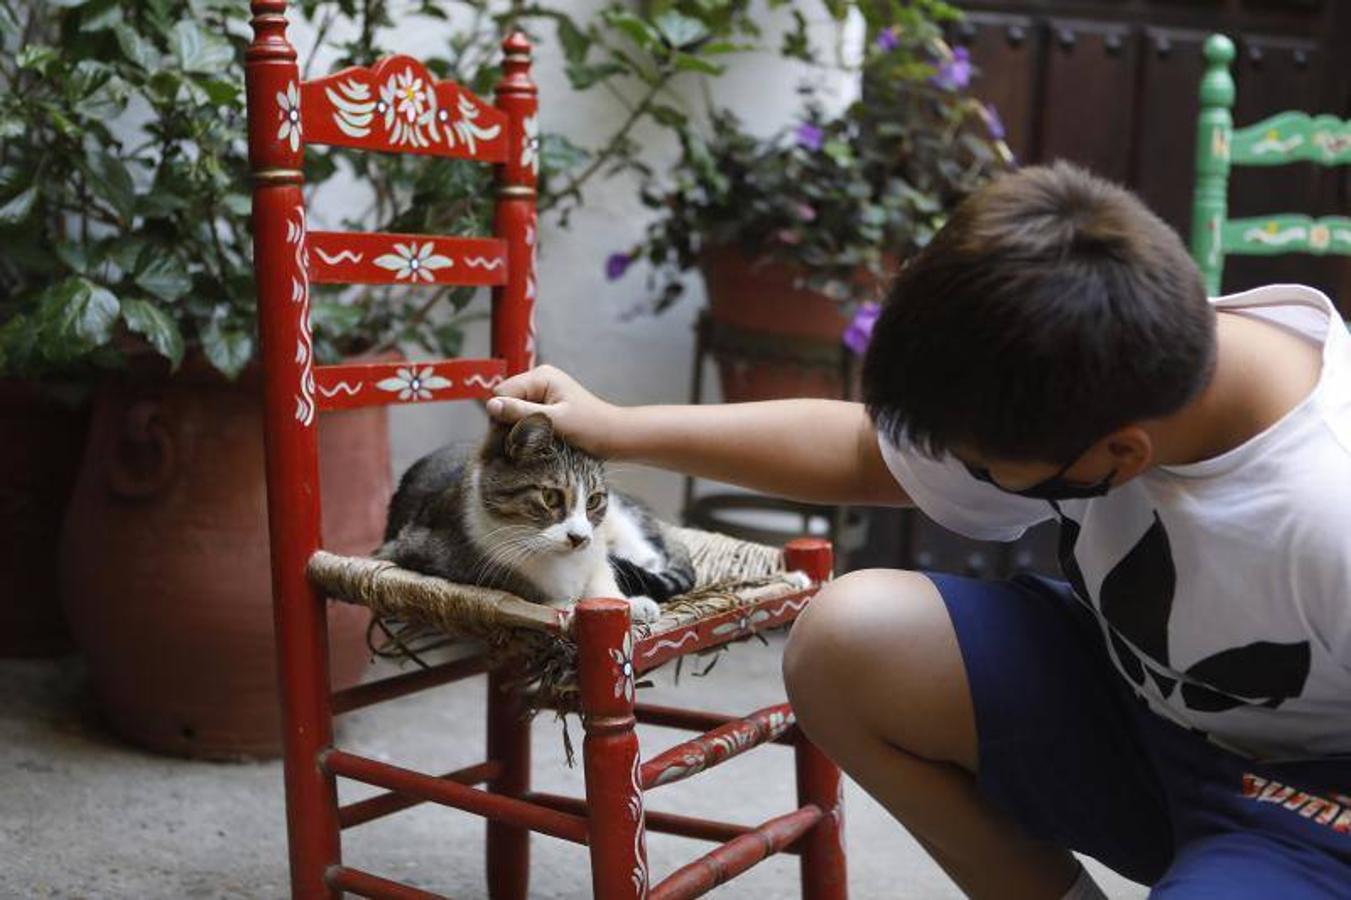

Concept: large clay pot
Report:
left=0, top=381, right=86, bottom=657
left=699, top=246, right=858, bottom=402
left=59, top=358, right=389, bottom=759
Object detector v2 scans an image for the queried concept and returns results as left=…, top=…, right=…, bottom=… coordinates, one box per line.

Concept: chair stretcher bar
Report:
left=523, top=791, right=774, bottom=849
left=325, top=864, right=448, bottom=899
left=339, top=760, right=502, bottom=829
left=321, top=750, right=589, bottom=844
left=648, top=805, right=825, bottom=900
left=331, top=655, right=489, bottom=714
left=640, top=703, right=796, bottom=790
left=634, top=702, right=800, bottom=745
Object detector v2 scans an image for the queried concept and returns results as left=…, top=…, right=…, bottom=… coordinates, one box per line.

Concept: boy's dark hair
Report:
left=862, top=161, right=1216, bottom=463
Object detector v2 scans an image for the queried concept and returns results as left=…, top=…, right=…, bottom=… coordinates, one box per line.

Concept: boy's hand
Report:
left=487, top=365, right=620, bottom=457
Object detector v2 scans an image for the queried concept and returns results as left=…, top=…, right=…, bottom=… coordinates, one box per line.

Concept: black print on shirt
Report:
left=1056, top=510, right=1311, bottom=712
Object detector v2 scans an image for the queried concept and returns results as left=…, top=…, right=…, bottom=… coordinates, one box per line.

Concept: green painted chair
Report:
left=1190, top=33, right=1351, bottom=296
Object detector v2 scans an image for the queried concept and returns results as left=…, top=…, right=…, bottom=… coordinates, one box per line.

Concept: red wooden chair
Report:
left=245, top=3, right=847, bottom=897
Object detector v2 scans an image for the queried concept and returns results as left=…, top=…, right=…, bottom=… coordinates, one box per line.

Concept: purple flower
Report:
left=795, top=123, right=824, bottom=152
left=842, top=301, right=880, bottom=355
left=605, top=252, right=632, bottom=281
left=930, top=46, right=971, bottom=91
left=979, top=102, right=1006, bottom=140
left=794, top=202, right=817, bottom=222
left=875, top=26, right=900, bottom=53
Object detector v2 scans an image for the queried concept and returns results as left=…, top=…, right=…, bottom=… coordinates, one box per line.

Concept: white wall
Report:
left=304, top=1, right=862, bottom=519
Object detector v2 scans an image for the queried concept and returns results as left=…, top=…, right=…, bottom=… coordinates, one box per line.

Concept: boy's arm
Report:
left=487, top=366, right=912, bottom=508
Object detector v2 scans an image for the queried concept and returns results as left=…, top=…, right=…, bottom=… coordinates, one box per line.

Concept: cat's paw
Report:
left=625, top=595, right=662, bottom=624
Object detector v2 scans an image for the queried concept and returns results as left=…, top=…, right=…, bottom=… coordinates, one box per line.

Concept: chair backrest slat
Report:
left=1221, top=215, right=1351, bottom=258
left=307, top=231, right=509, bottom=286
left=1231, top=111, right=1351, bottom=168
left=314, top=359, right=507, bottom=412
left=301, top=55, right=509, bottom=163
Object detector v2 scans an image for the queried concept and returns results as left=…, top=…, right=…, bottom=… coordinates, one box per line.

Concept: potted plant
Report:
left=609, top=0, right=1014, bottom=401
left=0, top=0, right=763, bottom=756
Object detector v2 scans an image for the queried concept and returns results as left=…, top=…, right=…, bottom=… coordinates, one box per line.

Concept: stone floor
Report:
left=1, top=635, right=1147, bottom=899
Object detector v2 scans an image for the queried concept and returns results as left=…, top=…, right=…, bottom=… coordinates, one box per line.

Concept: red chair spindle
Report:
left=246, top=2, right=340, bottom=897
left=577, top=599, right=650, bottom=899
left=492, top=32, right=539, bottom=376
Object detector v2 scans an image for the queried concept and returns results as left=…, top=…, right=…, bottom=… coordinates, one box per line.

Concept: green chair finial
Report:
left=1200, top=34, right=1236, bottom=111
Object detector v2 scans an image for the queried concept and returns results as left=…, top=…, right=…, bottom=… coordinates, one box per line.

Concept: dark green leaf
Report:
left=44, top=278, right=120, bottom=345
left=201, top=320, right=253, bottom=378
left=648, top=103, right=688, bottom=128
left=0, top=3, right=20, bottom=37
left=0, top=187, right=37, bottom=225
left=196, top=77, right=241, bottom=105
left=604, top=11, right=659, bottom=51
left=672, top=52, right=723, bottom=75
left=74, top=73, right=130, bottom=119
left=122, top=298, right=185, bottom=367
left=82, top=153, right=136, bottom=222
left=134, top=253, right=192, bottom=302
left=564, top=60, right=625, bottom=90
left=170, top=19, right=233, bottom=74
left=79, top=0, right=123, bottom=31
left=17, top=45, right=58, bottom=72
left=554, top=15, right=590, bottom=65
left=114, top=23, right=159, bottom=69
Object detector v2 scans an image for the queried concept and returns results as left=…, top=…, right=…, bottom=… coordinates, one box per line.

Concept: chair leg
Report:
left=576, top=599, right=650, bottom=900
left=486, top=667, right=531, bottom=900
left=274, top=576, right=343, bottom=899
left=795, top=737, right=848, bottom=900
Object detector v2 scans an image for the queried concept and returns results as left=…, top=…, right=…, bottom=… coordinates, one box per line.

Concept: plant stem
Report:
left=303, top=8, right=338, bottom=80
left=539, top=72, right=669, bottom=213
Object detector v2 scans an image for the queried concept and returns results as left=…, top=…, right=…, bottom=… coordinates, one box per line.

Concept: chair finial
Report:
left=1199, top=33, right=1235, bottom=111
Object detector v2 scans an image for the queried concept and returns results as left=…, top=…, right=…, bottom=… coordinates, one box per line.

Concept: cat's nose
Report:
left=567, top=531, right=590, bottom=549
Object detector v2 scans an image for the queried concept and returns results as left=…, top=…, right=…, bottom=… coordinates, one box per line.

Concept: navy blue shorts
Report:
left=929, top=571, right=1351, bottom=898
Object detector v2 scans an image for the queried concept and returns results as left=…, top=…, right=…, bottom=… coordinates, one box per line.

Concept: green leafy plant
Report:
left=0, top=0, right=774, bottom=379
left=610, top=0, right=1015, bottom=312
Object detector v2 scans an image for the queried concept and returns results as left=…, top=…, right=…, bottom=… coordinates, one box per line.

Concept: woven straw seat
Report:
left=308, top=526, right=814, bottom=709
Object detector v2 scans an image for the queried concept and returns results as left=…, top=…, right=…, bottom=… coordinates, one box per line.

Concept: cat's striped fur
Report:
left=376, top=413, right=695, bottom=623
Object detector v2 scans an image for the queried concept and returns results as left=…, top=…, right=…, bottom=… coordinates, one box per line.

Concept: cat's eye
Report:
left=587, top=492, right=606, bottom=511
left=540, top=488, right=564, bottom=509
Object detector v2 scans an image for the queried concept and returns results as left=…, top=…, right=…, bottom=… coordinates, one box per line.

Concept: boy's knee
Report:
left=783, top=568, right=940, bottom=714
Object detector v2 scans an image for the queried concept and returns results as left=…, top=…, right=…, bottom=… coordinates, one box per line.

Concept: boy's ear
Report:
left=1102, top=426, right=1154, bottom=482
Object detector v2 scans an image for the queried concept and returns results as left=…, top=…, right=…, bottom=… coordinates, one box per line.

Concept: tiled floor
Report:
left=2, top=635, right=1147, bottom=898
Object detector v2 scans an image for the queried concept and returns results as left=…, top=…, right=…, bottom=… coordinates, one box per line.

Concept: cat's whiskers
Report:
left=470, top=534, right=543, bottom=586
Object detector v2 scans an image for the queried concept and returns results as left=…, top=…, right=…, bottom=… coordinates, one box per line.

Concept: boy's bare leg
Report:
left=783, top=569, right=1081, bottom=900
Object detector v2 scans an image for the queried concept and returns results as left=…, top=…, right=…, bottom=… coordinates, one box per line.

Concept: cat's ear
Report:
left=505, top=413, right=555, bottom=462
left=479, top=420, right=511, bottom=462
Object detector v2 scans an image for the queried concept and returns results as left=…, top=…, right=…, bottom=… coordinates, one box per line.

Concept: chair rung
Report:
left=633, top=703, right=799, bottom=746
left=524, top=791, right=776, bottom=849
left=649, top=805, right=825, bottom=900
left=322, top=750, right=589, bottom=845
left=313, top=358, right=508, bottom=412
left=332, top=655, right=488, bottom=714
left=641, top=704, right=795, bottom=790
left=340, top=760, right=502, bottom=829
left=326, top=864, right=448, bottom=899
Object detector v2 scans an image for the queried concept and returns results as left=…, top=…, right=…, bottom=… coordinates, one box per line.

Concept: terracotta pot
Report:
left=59, top=358, right=389, bottom=759
left=0, top=381, right=86, bottom=657
left=699, top=246, right=881, bottom=402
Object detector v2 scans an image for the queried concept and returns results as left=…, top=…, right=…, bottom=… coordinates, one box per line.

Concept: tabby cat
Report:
left=377, top=413, right=696, bottom=623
